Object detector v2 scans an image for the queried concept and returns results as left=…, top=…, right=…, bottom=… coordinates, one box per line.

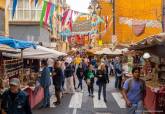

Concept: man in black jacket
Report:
left=1, top=78, right=32, bottom=114
left=53, top=61, right=63, bottom=105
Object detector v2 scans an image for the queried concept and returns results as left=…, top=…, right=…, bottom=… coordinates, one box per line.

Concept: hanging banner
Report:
left=40, top=1, right=47, bottom=26
left=12, top=0, right=18, bottom=19
left=44, top=2, right=52, bottom=24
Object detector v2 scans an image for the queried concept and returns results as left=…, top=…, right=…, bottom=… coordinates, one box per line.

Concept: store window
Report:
left=0, top=8, right=5, bottom=35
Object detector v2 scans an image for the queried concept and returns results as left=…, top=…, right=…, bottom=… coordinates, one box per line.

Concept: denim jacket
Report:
left=1, top=90, right=32, bottom=114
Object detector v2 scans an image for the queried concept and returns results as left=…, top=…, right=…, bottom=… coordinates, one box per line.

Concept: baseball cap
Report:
left=9, top=78, right=20, bottom=86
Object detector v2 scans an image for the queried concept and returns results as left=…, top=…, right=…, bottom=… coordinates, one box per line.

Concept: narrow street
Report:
left=33, top=77, right=127, bottom=114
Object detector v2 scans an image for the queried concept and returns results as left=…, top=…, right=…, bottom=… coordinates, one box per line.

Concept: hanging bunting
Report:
left=40, top=1, right=47, bottom=27
left=35, top=0, right=38, bottom=6
left=44, top=2, right=52, bottom=24
left=38, top=0, right=42, bottom=6
left=12, top=0, right=18, bottom=19
left=49, top=4, right=55, bottom=31
left=29, top=0, right=33, bottom=8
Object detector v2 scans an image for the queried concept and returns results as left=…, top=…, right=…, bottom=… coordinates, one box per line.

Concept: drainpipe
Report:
left=162, top=0, right=165, bottom=32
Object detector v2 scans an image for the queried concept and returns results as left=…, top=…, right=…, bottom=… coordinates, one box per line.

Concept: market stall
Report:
left=0, top=36, right=44, bottom=109
left=130, top=33, right=165, bottom=114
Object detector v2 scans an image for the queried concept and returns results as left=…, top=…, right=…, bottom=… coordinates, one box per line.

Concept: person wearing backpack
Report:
left=123, top=67, right=146, bottom=114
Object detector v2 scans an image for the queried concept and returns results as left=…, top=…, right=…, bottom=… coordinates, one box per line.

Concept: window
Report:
left=9, top=0, right=42, bottom=21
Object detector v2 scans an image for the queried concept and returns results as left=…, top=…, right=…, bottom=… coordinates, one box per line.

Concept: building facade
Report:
left=0, top=0, right=9, bottom=36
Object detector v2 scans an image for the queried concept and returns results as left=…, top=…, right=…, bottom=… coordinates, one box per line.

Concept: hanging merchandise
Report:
left=40, top=1, right=47, bottom=27
left=12, top=0, right=18, bottom=19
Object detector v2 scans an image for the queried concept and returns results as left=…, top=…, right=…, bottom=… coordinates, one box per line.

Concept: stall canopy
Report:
left=129, top=33, right=165, bottom=57
left=0, top=45, right=21, bottom=53
left=3, top=45, right=67, bottom=59
left=0, top=36, right=36, bottom=49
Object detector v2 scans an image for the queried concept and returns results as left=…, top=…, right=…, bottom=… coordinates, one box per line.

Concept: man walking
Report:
left=123, top=67, right=146, bottom=114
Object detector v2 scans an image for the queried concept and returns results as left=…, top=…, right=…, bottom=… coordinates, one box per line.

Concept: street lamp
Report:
left=88, top=0, right=102, bottom=48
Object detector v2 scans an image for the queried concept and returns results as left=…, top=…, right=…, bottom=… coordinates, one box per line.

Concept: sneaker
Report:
left=91, top=94, right=94, bottom=97
left=53, top=102, right=60, bottom=105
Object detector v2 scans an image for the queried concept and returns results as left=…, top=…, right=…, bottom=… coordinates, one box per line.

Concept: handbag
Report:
left=86, top=79, right=91, bottom=85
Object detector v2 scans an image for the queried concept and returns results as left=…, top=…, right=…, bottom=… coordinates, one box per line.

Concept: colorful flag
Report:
left=40, top=1, right=47, bottom=27
left=29, top=0, right=33, bottom=8
left=12, top=0, right=18, bottom=19
left=45, top=2, right=52, bottom=24
left=49, top=4, right=55, bottom=31
left=35, top=0, right=38, bottom=6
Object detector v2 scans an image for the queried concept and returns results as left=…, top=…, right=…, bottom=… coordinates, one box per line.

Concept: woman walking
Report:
left=97, top=63, right=109, bottom=102
left=76, top=64, right=84, bottom=91
left=85, top=64, right=95, bottom=97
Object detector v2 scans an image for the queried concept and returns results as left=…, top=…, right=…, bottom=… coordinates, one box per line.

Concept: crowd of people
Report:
left=39, top=53, right=146, bottom=114
left=0, top=53, right=146, bottom=114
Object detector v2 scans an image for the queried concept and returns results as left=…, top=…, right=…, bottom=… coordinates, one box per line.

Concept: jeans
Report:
left=98, top=83, right=106, bottom=100
left=65, top=76, right=75, bottom=93
left=77, top=78, right=83, bottom=90
left=42, top=86, right=50, bottom=107
left=115, top=76, right=122, bottom=89
left=127, top=101, right=144, bottom=114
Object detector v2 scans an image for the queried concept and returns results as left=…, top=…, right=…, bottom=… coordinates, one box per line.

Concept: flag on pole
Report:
left=40, top=1, right=47, bottom=27
left=12, top=0, right=18, bottom=19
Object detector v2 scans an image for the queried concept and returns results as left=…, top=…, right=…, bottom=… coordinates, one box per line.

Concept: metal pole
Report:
left=162, top=0, right=165, bottom=32
left=99, top=9, right=102, bottom=40
left=112, top=0, right=115, bottom=35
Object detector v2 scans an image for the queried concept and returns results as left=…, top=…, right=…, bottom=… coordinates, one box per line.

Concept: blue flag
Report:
left=12, top=0, right=17, bottom=19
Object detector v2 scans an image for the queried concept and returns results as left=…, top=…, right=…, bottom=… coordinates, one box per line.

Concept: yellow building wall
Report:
left=99, top=0, right=162, bottom=44
left=0, top=0, right=9, bottom=36
left=0, top=0, right=5, bottom=9
left=115, top=0, right=162, bottom=44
